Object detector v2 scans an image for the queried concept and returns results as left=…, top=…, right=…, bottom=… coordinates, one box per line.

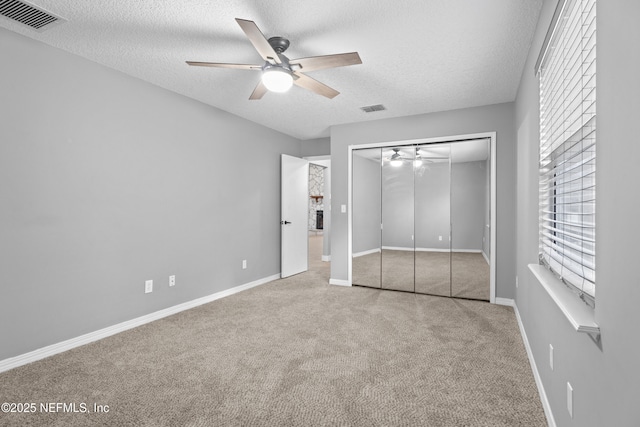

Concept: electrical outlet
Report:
left=549, top=344, right=554, bottom=370
left=439, top=235, right=442, bottom=241
left=516, top=276, right=519, bottom=288
left=567, top=382, right=573, bottom=418
left=145, top=280, right=153, bottom=294
left=242, top=260, right=247, bottom=270
left=169, top=275, right=175, bottom=287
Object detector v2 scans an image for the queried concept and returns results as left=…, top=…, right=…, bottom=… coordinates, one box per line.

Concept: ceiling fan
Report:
left=186, top=18, right=362, bottom=100
left=384, top=148, right=449, bottom=167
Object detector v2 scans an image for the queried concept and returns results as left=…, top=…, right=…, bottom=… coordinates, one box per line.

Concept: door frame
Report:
left=347, top=132, right=497, bottom=304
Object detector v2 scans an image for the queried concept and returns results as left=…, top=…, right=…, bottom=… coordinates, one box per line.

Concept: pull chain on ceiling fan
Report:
left=186, top=18, right=362, bottom=100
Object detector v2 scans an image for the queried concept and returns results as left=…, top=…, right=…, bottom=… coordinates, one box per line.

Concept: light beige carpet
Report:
left=353, top=250, right=490, bottom=301
left=0, top=239, right=544, bottom=426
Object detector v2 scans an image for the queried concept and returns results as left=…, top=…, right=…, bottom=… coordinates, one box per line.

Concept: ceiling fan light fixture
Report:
left=187, top=19, right=361, bottom=100
left=390, top=154, right=403, bottom=167
left=389, top=149, right=403, bottom=167
left=262, top=67, right=293, bottom=93
left=414, top=148, right=423, bottom=167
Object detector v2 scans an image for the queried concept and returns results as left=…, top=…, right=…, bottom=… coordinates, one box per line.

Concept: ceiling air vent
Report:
left=360, top=104, right=386, bottom=113
left=0, top=0, right=65, bottom=31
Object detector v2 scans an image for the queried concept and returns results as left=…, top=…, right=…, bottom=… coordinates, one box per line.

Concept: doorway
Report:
left=281, top=154, right=331, bottom=277
left=306, top=157, right=331, bottom=271
left=350, top=134, right=496, bottom=302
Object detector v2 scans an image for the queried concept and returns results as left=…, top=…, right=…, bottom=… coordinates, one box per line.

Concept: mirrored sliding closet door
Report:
left=414, top=143, right=451, bottom=296
left=352, top=148, right=382, bottom=288
left=351, top=138, right=491, bottom=301
left=450, top=139, right=491, bottom=300
left=381, top=146, right=415, bottom=292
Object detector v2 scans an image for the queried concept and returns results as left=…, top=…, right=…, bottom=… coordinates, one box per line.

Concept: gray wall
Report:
left=381, top=160, right=487, bottom=251
left=514, top=1, right=640, bottom=425
left=415, top=161, right=450, bottom=250
left=380, top=161, right=486, bottom=251
left=352, top=153, right=381, bottom=254
left=300, top=137, right=330, bottom=157
left=353, top=155, right=487, bottom=252
left=0, top=29, right=302, bottom=360
left=451, top=160, right=486, bottom=251
left=330, top=103, right=515, bottom=297
left=381, top=160, right=415, bottom=249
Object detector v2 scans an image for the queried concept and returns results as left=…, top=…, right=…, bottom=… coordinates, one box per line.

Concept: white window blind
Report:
left=538, top=0, right=596, bottom=302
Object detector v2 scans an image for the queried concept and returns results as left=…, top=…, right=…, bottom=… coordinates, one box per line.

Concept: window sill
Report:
left=528, top=264, right=600, bottom=337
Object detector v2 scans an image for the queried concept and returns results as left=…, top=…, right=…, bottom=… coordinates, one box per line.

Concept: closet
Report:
left=352, top=139, right=491, bottom=301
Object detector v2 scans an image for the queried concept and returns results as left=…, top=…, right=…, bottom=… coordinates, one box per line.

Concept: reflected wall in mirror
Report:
left=414, top=144, right=451, bottom=296
left=352, top=148, right=381, bottom=288
left=381, top=147, right=415, bottom=292
left=450, top=139, right=490, bottom=300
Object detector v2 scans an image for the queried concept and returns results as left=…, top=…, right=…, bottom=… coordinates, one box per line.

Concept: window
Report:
left=537, top=0, right=596, bottom=304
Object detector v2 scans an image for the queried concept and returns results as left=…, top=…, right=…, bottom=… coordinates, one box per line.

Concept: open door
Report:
left=281, top=154, right=309, bottom=278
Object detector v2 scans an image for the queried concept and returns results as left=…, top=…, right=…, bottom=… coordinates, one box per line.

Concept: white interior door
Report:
left=281, top=154, right=309, bottom=278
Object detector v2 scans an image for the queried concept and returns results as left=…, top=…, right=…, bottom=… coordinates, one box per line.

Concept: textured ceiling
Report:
left=0, top=0, right=543, bottom=140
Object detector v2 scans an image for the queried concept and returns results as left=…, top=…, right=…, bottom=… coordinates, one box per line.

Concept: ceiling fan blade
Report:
left=186, top=61, right=261, bottom=70
left=235, top=18, right=282, bottom=64
left=290, top=52, right=362, bottom=72
left=249, top=80, right=268, bottom=100
left=293, top=73, right=340, bottom=99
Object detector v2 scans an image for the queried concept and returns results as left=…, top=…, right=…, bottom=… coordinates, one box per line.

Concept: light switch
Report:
left=341, top=204, right=346, bottom=213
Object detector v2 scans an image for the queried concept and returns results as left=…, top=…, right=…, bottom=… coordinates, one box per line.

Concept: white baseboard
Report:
left=0, top=273, right=280, bottom=374
left=322, top=255, right=331, bottom=262
left=415, top=247, right=452, bottom=253
left=482, top=251, right=490, bottom=265
left=512, top=303, right=556, bottom=427
left=495, top=297, right=514, bottom=307
left=353, top=248, right=381, bottom=258
left=451, top=249, right=483, bottom=253
left=381, top=246, right=414, bottom=251
left=381, top=246, right=483, bottom=253
left=329, top=278, right=351, bottom=287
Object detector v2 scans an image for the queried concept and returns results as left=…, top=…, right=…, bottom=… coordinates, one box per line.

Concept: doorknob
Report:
left=281, top=220, right=292, bottom=225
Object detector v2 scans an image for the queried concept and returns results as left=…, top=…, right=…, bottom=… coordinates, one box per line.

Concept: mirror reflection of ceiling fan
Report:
left=186, top=18, right=362, bottom=100
left=384, top=148, right=449, bottom=167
